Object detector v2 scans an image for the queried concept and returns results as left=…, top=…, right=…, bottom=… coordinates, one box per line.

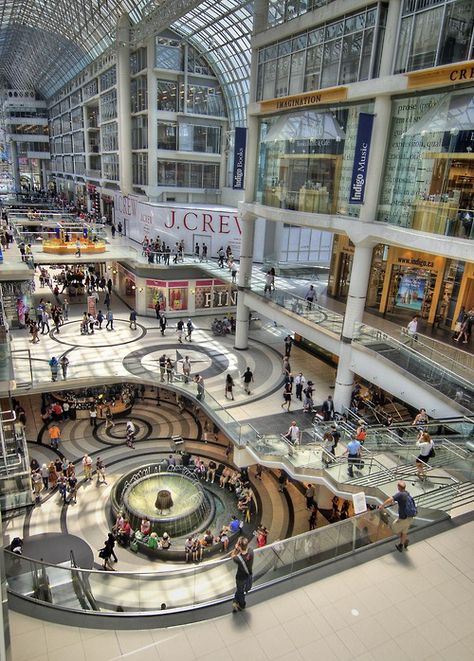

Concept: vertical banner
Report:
left=232, top=127, right=247, bottom=190
left=349, top=112, right=374, bottom=205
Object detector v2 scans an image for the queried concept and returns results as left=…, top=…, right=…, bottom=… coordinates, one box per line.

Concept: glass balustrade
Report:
left=4, top=505, right=447, bottom=615
left=354, top=324, right=474, bottom=411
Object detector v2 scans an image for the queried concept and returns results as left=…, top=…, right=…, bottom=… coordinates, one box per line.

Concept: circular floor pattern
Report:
left=123, top=343, right=230, bottom=381
left=49, top=319, right=146, bottom=348
left=94, top=417, right=153, bottom=445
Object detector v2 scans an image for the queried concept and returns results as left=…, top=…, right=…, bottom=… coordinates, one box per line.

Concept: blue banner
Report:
left=232, top=127, right=247, bottom=190
left=349, top=113, right=374, bottom=205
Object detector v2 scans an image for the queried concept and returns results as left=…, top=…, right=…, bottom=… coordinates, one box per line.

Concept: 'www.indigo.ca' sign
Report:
left=349, top=113, right=374, bottom=205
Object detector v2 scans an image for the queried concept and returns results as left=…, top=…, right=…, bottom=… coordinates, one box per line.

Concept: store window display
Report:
left=379, top=88, right=474, bottom=239
left=257, top=102, right=373, bottom=216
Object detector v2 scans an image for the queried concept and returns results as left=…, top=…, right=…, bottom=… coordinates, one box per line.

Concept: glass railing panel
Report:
left=354, top=324, right=474, bottom=411
left=5, top=506, right=451, bottom=615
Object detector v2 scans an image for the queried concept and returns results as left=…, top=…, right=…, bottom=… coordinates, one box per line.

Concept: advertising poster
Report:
left=396, top=275, right=426, bottom=311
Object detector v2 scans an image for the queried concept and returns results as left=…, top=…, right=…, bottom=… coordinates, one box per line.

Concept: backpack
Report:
left=405, top=494, right=417, bottom=518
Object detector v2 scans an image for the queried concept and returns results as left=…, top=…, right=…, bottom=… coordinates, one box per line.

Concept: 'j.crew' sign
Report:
left=349, top=113, right=374, bottom=205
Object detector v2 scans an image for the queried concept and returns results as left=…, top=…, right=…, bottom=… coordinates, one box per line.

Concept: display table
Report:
left=42, top=238, right=106, bottom=254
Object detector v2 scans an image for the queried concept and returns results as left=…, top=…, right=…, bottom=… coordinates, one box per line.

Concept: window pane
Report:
left=409, top=6, right=443, bottom=71
left=158, top=123, right=177, bottom=150
left=304, top=45, right=322, bottom=91
left=394, top=16, right=412, bottom=73
left=359, top=29, right=374, bottom=81
left=340, top=32, right=362, bottom=84
left=157, top=81, right=178, bottom=111
left=321, top=39, right=341, bottom=88
left=289, top=51, right=305, bottom=95
left=263, top=60, right=277, bottom=98
left=275, top=55, right=290, bottom=97
left=439, top=0, right=474, bottom=65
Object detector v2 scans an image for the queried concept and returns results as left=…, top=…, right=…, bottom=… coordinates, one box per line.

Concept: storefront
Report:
left=101, top=193, right=114, bottom=224
left=115, top=264, right=136, bottom=309
left=144, top=277, right=237, bottom=317
left=256, top=92, right=374, bottom=218
left=328, top=237, right=472, bottom=330
left=378, top=85, right=474, bottom=239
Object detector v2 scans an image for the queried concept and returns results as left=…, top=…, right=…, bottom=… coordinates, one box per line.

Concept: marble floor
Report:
left=9, top=516, right=474, bottom=661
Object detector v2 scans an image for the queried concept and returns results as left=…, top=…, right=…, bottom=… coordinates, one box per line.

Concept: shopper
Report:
left=159, top=313, right=167, bottom=336
left=343, top=437, right=363, bottom=478
left=415, top=431, right=434, bottom=480
left=96, top=456, right=107, bottom=485
left=59, top=355, right=69, bottom=379
left=231, top=537, right=253, bottom=612
left=106, top=309, right=114, bottom=330
left=285, top=420, right=300, bottom=445
left=48, top=423, right=61, bottom=450
left=405, top=314, right=419, bottom=346
left=89, top=405, right=97, bottom=427
left=305, top=284, right=317, bottom=310
left=182, top=356, right=191, bottom=383
left=241, top=367, right=254, bottom=395
left=82, top=453, right=93, bottom=480
left=321, top=395, right=335, bottom=421
left=194, top=374, right=205, bottom=401
left=225, top=374, right=235, bottom=400
left=294, top=372, right=305, bottom=401
left=281, top=381, right=292, bottom=412
left=129, top=309, right=137, bottom=330
left=185, top=318, right=194, bottom=342
left=305, top=483, right=315, bottom=510
left=379, top=480, right=417, bottom=552
left=49, top=356, right=59, bottom=381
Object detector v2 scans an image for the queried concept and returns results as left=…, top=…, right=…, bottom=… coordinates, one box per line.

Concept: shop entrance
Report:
left=335, top=252, right=353, bottom=298
left=385, top=266, right=437, bottom=321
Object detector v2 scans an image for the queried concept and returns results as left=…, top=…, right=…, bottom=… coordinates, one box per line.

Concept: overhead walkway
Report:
left=179, top=257, right=474, bottom=415
left=113, top=244, right=473, bottom=415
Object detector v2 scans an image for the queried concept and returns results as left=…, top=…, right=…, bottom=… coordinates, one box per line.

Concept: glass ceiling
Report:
left=0, top=0, right=253, bottom=127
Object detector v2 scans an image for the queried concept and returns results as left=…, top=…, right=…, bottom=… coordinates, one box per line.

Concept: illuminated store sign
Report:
left=407, top=60, right=474, bottom=89
left=260, top=86, right=347, bottom=113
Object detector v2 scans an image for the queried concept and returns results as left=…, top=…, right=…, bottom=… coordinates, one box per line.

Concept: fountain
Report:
left=116, top=468, right=213, bottom=537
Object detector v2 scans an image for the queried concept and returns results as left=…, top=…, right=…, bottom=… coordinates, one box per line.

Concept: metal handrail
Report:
left=355, top=324, right=474, bottom=391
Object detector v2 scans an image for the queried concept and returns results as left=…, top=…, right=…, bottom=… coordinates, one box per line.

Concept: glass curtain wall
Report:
left=257, top=101, right=374, bottom=217
left=257, top=5, right=386, bottom=101
left=394, top=0, right=474, bottom=74
left=378, top=87, right=474, bottom=239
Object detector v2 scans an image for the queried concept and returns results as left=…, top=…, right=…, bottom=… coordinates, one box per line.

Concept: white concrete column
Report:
left=341, top=243, right=374, bottom=341
left=378, top=0, right=402, bottom=77
left=334, top=242, right=375, bottom=412
left=333, top=342, right=354, bottom=413
left=234, top=216, right=256, bottom=350
left=117, top=13, right=133, bottom=195
left=358, top=95, right=392, bottom=223
left=10, top=140, right=20, bottom=192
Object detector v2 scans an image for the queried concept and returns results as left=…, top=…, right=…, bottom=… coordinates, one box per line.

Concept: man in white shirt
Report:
left=406, top=315, right=419, bottom=347
left=82, top=453, right=93, bottom=480
left=285, top=421, right=300, bottom=445
left=294, top=372, right=306, bottom=401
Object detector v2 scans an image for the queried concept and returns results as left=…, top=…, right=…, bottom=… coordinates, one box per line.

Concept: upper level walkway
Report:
left=4, top=215, right=473, bottom=416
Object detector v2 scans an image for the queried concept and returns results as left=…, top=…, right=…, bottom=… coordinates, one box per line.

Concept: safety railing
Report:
left=4, top=504, right=448, bottom=616
left=400, top=327, right=474, bottom=382
left=354, top=324, right=474, bottom=412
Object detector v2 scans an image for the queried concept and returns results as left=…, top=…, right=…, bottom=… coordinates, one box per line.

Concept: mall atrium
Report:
left=0, top=1, right=473, bottom=660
